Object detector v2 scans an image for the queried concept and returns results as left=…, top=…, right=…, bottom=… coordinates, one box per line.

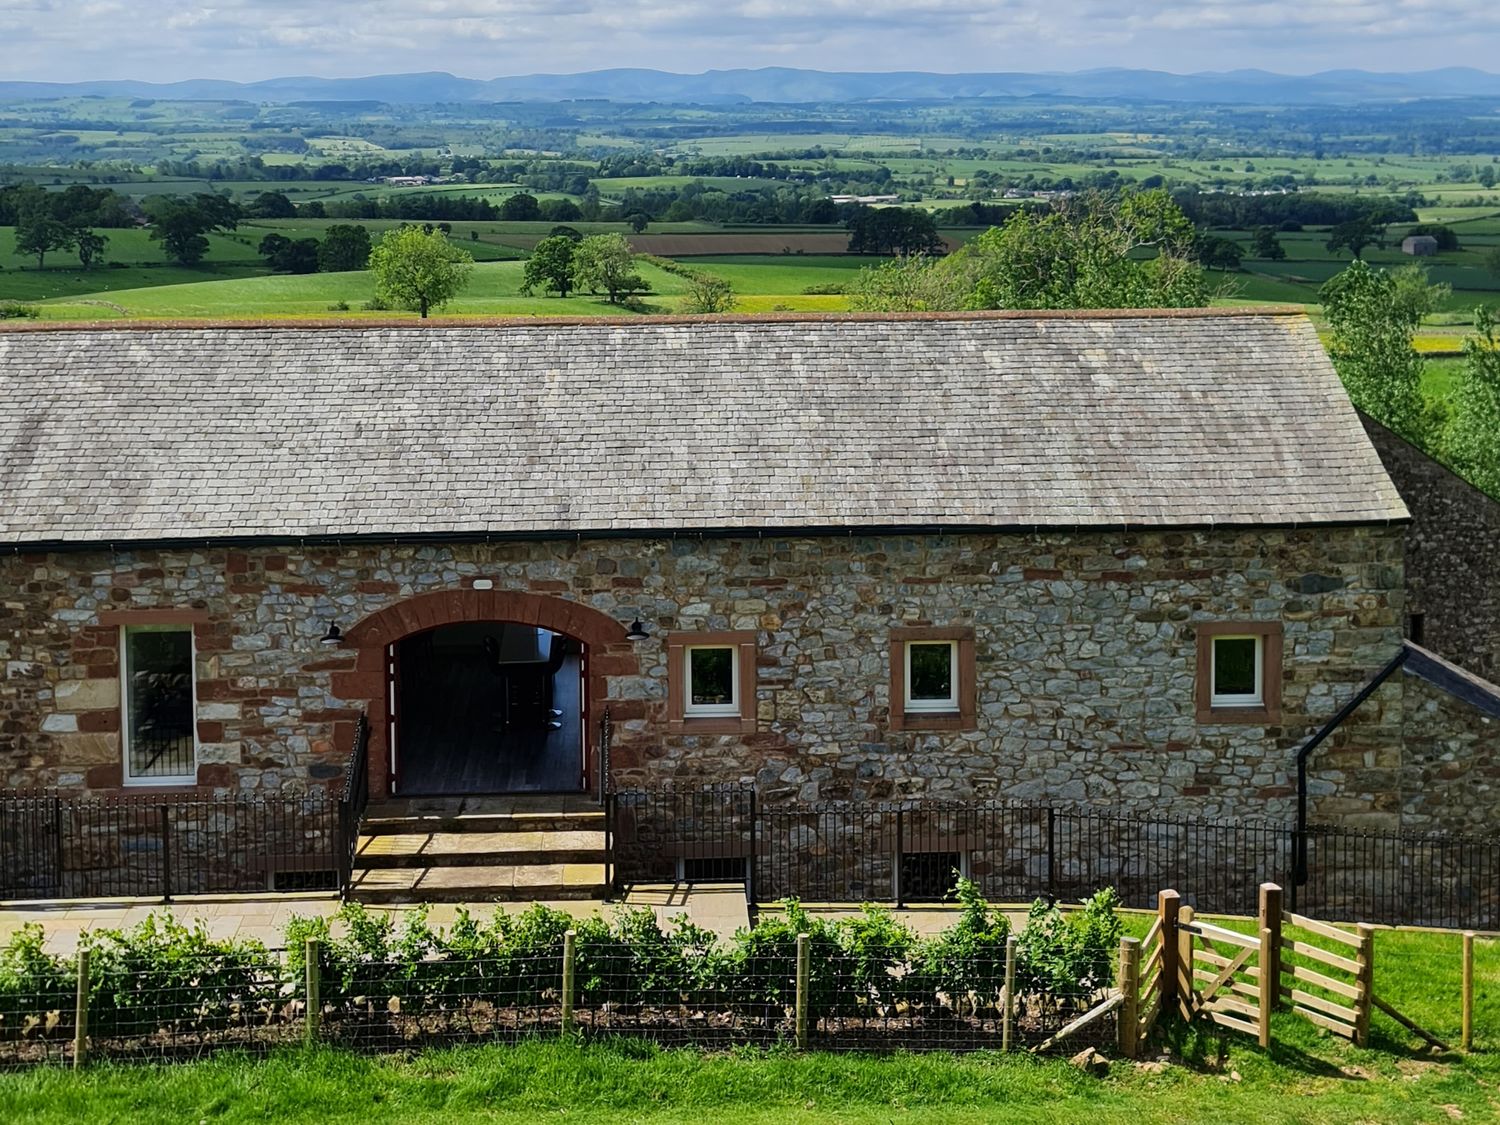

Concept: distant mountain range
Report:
left=3, top=67, right=1500, bottom=106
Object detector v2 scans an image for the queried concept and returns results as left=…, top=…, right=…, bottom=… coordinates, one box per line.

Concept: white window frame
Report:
left=904, top=640, right=959, bottom=713
left=684, top=644, right=739, bottom=718
left=1210, top=634, right=1264, bottom=709
left=121, top=624, right=198, bottom=786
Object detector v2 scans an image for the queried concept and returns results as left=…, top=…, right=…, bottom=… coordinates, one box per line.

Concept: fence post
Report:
left=561, top=930, right=577, bottom=1037
left=1002, top=933, right=1018, bottom=1052
left=1354, top=923, right=1375, bottom=1048
left=1158, top=889, right=1181, bottom=1019
left=159, top=803, right=173, bottom=903
left=795, top=932, right=810, bottom=1050
left=1462, top=931, right=1475, bottom=1053
left=1257, top=926, right=1273, bottom=1049
left=894, top=808, right=904, bottom=907
left=1046, top=807, right=1057, bottom=900
left=1118, top=936, right=1140, bottom=1059
left=1288, top=827, right=1301, bottom=914
left=72, top=947, right=90, bottom=1070
left=1177, top=904, right=1196, bottom=1021
left=1258, top=882, right=1283, bottom=1011
left=747, top=786, right=758, bottom=906
left=304, top=937, right=321, bottom=1047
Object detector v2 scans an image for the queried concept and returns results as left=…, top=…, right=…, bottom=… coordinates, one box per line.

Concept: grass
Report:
left=0, top=925, right=1494, bottom=1123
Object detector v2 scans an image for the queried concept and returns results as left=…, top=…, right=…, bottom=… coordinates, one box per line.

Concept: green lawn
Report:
left=0, top=925, right=1494, bottom=1123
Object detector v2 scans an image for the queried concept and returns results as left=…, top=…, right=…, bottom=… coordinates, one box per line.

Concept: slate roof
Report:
left=0, top=311, right=1409, bottom=547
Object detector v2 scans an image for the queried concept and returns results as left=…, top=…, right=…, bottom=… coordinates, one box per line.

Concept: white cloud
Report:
left=0, top=0, right=1497, bottom=81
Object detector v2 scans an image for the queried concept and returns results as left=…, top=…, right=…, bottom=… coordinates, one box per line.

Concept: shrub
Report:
left=0, top=924, right=73, bottom=1041
left=914, top=878, right=1011, bottom=1015
left=1014, top=888, right=1121, bottom=1012
left=0, top=302, right=39, bottom=319
left=801, top=283, right=845, bottom=295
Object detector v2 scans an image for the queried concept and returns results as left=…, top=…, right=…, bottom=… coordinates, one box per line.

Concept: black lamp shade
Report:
left=320, top=623, right=343, bottom=647
left=625, top=618, right=649, bottom=641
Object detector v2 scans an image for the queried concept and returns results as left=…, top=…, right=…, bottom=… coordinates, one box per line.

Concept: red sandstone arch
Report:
left=330, top=589, right=638, bottom=798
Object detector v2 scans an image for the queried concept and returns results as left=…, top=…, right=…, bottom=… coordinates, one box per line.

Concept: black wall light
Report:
left=320, top=623, right=343, bottom=647
left=624, top=618, right=650, bottom=641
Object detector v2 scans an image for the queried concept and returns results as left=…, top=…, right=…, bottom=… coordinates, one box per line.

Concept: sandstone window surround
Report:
left=1195, top=620, right=1283, bottom=725
left=666, top=629, right=758, bottom=734
left=889, top=626, right=977, bottom=732
left=99, top=609, right=208, bottom=787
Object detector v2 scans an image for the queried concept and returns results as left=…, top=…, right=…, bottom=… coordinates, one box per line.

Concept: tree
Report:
left=1319, top=260, right=1444, bottom=439
left=681, top=273, right=735, bottom=314
left=368, top=224, right=474, bottom=318
left=549, top=225, right=583, bottom=242
left=146, top=195, right=239, bottom=265
left=247, top=191, right=296, bottom=218
left=850, top=189, right=1206, bottom=313
left=520, top=235, right=578, bottom=297
left=1251, top=226, right=1285, bottom=260
left=14, top=212, right=75, bottom=269
left=318, top=224, right=372, bottom=272
left=572, top=233, right=647, bottom=304
left=1483, top=247, right=1500, bottom=282
left=846, top=207, right=943, bottom=255
left=1325, top=217, right=1383, bottom=260
left=74, top=230, right=108, bottom=269
left=1446, top=307, right=1500, bottom=497
left=500, top=192, right=540, bottom=221
left=1196, top=235, right=1242, bottom=271
left=626, top=211, right=650, bottom=234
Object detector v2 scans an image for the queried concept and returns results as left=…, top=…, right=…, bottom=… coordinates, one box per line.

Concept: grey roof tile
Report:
left=0, top=313, right=1409, bottom=545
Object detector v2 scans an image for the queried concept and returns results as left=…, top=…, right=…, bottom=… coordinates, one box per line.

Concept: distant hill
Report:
left=3, top=66, right=1500, bottom=106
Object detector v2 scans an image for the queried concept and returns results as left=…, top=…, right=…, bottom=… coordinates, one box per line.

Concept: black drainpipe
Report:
left=1292, top=645, right=1410, bottom=901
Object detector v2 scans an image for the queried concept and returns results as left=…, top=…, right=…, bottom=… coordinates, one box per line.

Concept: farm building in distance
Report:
left=0, top=310, right=1496, bottom=902
left=1402, top=235, right=1440, bottom=256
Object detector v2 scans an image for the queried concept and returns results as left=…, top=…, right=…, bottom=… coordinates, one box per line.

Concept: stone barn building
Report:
left=1, top=311, right=1497, bottom=904
left=1401, top=235, right=1440, bottom=256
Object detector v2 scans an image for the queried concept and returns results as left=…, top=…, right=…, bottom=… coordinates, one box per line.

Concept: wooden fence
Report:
left=1088, top=883, right=1470, bottom=1061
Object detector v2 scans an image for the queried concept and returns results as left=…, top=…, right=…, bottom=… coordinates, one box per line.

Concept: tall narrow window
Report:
left=122, top=626, right=197, bottom=784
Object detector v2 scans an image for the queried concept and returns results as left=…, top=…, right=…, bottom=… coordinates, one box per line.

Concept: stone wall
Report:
left=1361, top=413, right=1500, bottom=681
left=1399, top=672, right=1500, bottom=835
left=0, top=526, right=1415, bottom=828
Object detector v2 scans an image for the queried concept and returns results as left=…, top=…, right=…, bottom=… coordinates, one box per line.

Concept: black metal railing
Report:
left=336, top=713, right=372, bottom=895
left=608, top=785, right=1500, bottom=931
left=1, top=713, right=373, bottom=904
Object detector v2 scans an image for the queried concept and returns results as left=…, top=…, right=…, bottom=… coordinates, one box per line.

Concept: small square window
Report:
left=1211, top=635, right=1263, bottom=707
left=685, top=645, right=738, bottom=717
left=905, top=641, right=958, bottom=713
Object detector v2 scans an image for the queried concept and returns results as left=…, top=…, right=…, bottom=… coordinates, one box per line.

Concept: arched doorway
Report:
left=333, top=590, right=635, bottom=799
left=393, top=621, right=584, bottom=794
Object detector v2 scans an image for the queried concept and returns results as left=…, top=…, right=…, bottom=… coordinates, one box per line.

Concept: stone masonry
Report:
left=0, top=523, right=1425, bottom=829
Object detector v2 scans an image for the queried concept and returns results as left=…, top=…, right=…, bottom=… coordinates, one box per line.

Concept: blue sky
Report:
left=2, top=0, right=1498, bottom=83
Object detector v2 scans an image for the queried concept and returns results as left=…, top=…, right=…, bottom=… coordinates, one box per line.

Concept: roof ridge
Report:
left=0, top=306, right=1310, bottom=334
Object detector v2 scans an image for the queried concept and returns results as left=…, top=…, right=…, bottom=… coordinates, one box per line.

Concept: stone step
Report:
left=347, top=862, right=608, bottom=904
left=363, top=796, right=604, bottom=836
left=354, top=830, right=605, bottom=870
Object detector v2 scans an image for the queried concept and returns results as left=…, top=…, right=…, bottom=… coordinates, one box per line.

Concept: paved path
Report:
left=0, top=884, right=753, bottom=954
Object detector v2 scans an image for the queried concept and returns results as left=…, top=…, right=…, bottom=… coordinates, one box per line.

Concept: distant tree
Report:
left=681, top=273, right=735, bottom=314
left=146, top=194, right=239, bottom=265
left=368, top=224, right=474, bottom=318
left=300, top=200, right=327, bottom=218
left=1320, top=260, right=1445, bottom=440
left=1325, top=216, right=1383, bottom=260
left=520, top=235, right=578, bottom=297
left=500, top=192, right=541, bottom=221
left=1486, top=247, right=1500, bottom=282
left=74, top=229, right=108, bottom=269
left=1479, top=165, right=1497, bottom=189
left=248, top=191, right=296, bottom=218
left=846, top=207, right=943, bottom=255
left=257, top=233, right=291, bottom=261
left=549, top=225, right=583, bottom=242
left=1250, top=226, right=1286, bottom=260
left=1446, top=307, right=1500, bottom=497
left=14, top=212, right=75, bottom=269
left=318, top=224, right=372, bottom=272
left=1196, top=235, right=1242, bottom=271
left=539, top=198, right=582, bottom=222
left=626, top=211, right=650, bottom=234
left=572, top=233, right=647, bottom=304
left=280, top=239, right=321, bottom=274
